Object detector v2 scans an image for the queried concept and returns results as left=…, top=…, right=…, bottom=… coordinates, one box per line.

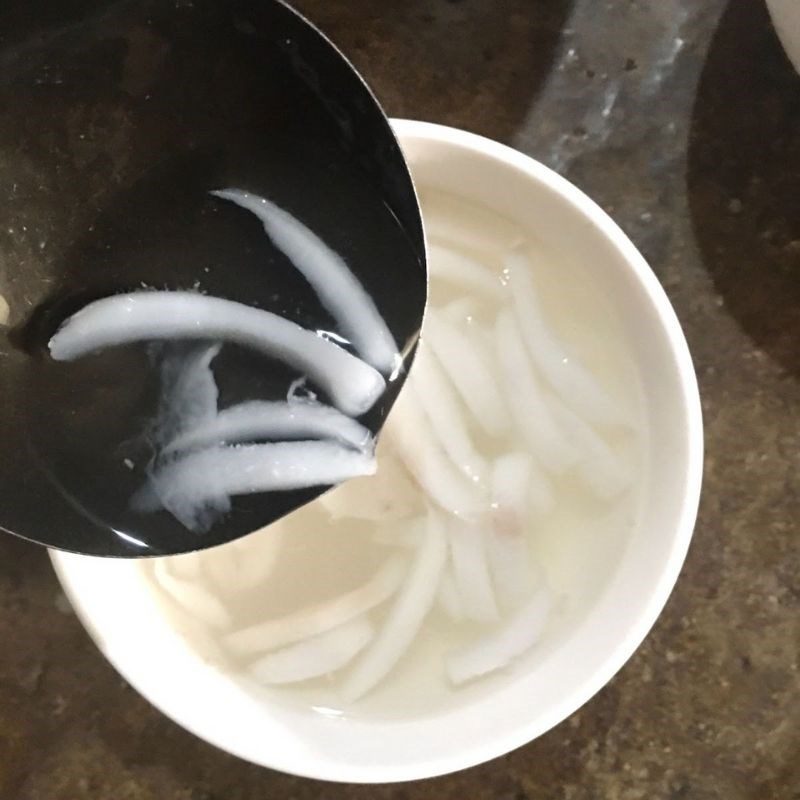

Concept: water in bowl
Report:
left=142, top=187, right=646, bottom=719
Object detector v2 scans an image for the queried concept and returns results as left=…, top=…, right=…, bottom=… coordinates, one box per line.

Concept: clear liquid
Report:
left=144, top=188, right=646, bottom=720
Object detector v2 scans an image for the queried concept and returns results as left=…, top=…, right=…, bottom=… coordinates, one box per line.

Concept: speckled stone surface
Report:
left=1, top=0, right=799, bottom=797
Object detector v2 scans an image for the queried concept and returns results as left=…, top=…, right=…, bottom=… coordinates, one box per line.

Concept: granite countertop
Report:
left=1, top=0, right=798, bottom=797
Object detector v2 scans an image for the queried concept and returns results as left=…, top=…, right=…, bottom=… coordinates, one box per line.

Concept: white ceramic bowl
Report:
left=766, top=0, right=800, bottom=74
left=50, top=120, right=703, bottom=783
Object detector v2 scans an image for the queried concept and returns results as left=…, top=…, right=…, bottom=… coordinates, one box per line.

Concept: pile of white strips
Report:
left=48, top=189, right=399, bottom=532
left=131, top=201, right=635, bottom=702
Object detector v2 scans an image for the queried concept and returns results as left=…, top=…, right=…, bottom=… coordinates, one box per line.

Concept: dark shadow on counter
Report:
left=292, top=0, right=573, bottom=144
left=687, top=0, right=800, bottom=376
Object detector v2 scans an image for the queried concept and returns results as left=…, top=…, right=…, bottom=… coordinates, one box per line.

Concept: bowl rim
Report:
left=51, top=119, right=704, bottom=784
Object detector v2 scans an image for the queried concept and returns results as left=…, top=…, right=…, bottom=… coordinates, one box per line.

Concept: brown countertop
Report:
left=1, top=0, right=798, bottom=797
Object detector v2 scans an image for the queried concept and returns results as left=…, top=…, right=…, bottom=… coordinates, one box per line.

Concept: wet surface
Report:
left=0, top=0, right=425, bottom=556
left=1, top=0, right=799, bottom=797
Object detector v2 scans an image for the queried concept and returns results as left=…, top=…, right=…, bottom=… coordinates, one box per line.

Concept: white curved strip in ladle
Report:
left=139, top=440, right=377, bottom=533
left=211, top=189, right=401, bottom=375
left=48, top=291, right=385, bottom=417
left=164, top=399, right=373, bottom=455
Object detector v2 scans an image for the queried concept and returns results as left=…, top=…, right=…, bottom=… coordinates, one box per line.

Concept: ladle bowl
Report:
left=0, top=0, right=426, bottom=557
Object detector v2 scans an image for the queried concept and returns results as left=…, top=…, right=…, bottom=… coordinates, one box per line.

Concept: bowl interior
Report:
left=50, top=120, right=702, bottom=783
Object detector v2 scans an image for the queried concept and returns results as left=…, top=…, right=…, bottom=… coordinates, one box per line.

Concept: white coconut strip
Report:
left=48, top=292, right=385, bottom=417
left=463, top=316, right=510, bottom=417
left=527, top=456, right=557, bottom=518
left=164, top=399, right=373, bottom=455
left=506, top=249, right=623, bottom=428
left=152, top=559, right=232, bottom=630
left=371, top=518, right=424, bottom=549
left=447, top=518, right=499, bottom=624
left=164, top=551, right=203, bottom=580
left=248, top=617, right=374, bottom=685
left=445, top=583, right=552, bottom=685
left=211, top=189, right=399, bottom=375
left=486, top=532, right=536, bottom=611
left=383, top=387, right=485, bottom=517
left=143, top=441, right=377, bottom=533
left=420, top=192, right=525, bottom=261
left=424, top=310, right=509, bottom=437
left=436, top=566, right=465, bottom=623
left=223, top=554, right=407, bottom=656
left=489, top=452, right=538, bottom=608
left=341, top=508, right=447, bottom=702
left=154, top=343, right=221, bottom=446
left=495, top=310, right=580, bottom=474
left=549, top=400, right=632, bottom=499
left=317, top=452, right=421, bottom=524
left=410, top=343, right=489, bottom=485
left=428, top=242, right=505, bottom=302
left=439, top=296, right=483, bottom=325
left=0, top=294, right=9, bottom=326
left=135, top=485, right=232, bottom=535
left=490, top=451, right=533, bottom=537
left=228, top=526, right=285, bottom=591
left=490, top=451, right=555, bottom=544
left=287, top=375, right=318, bottom=403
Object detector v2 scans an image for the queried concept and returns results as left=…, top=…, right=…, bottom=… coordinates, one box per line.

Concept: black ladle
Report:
left=0, top=0, right=426, bottom=557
